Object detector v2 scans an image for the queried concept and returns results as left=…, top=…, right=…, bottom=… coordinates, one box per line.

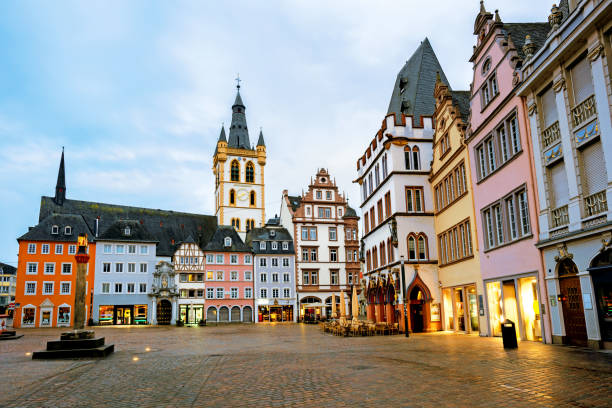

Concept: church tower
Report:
left=213, top=83, right=266, bottom=239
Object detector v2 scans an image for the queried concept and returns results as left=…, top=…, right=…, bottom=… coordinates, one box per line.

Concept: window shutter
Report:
left=581, top=141, right=607, bottom=195
left=549, top=161, right=569, bottom=208
left=542, top=87, right=558, bottom=128
left=571, top=57, right=594, bottom=104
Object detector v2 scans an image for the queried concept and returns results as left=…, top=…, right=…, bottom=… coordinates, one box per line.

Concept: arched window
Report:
left=412, top=147, right=420, bottom=170
left=418, top=235, right=427, bottom=260
left=231, top=218, right=241, bottom=231
left=407, top=235, right=416, bottom=260
left=380, top=242, right=386, bottom=266
left=246, top=162, right=254, bottom=183
left=482, top=57, right=491, bottom=74
left=404, top=146, right=411, bottom=170
left=229, top=189, right=236, bottom=205
left=366, top=250, right=371, bottom=272
left=372, top=246, right=378, bottom=269
left=246, top=219, right=255, bottom=231
left=230, top=160, right=240, bottom=181
left=250, top=191, right=256, bottom=207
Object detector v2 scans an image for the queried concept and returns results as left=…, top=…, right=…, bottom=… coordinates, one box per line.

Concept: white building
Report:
left=280, top=169, right=360, bottom=321
left=355, top=39, right=446, bottom=333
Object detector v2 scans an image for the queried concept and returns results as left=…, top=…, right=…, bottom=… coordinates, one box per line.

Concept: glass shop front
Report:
left=98, top=305, right=148, bottom=325
left=486, top=276, right=542, bottom=341
left=179, top=304, right=204, bottom=324
left=442, top=284, right=480, bottom=333
left=258, top=305, right=294, bottom=322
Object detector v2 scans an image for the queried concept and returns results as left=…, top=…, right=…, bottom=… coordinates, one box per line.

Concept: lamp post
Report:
left=388, top=217, right=409, bottom=337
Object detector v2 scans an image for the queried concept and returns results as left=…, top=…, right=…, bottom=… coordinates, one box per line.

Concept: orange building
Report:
left=14, top=214, right=96, bottom=328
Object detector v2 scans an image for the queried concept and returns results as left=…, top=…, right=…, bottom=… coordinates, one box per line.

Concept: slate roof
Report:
left=503, top=23, right=550, bottom=61
left=96, top=219, right=158, bottom=243
left=38, top=197, right=217, bottom=256
left=343, top=205, right=358, bottom=219
left=0, top=262, right=17, bottom=275
left=387, top=38, right=450, bottom=126
left=266, top=217, right=280, bottom=226
left=287, top=196, right=302, bottom=212
left=257, top=130, right=265, bottom=147
left=227, top=90, right=253, bottom=150
left=451, top=91, right=471, bottom=124
left=203, top=226, right=250, bottom=252
left=245, top=227, right=295, bottom=255
left=18, top=213, right=93, bottom=242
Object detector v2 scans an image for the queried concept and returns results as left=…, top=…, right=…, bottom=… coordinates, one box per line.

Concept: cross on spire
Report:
left=235, top=74, right=241, bottom=90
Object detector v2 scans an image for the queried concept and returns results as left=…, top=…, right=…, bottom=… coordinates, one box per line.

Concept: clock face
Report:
left=237, top=189, right=248, bottom=201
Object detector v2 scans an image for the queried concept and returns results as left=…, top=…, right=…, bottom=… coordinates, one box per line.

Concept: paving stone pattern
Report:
left=1, top=325, right=611, bottom=407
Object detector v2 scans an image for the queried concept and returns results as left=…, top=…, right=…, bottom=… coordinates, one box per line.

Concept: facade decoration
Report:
left=150, top=261, right=178, bottom=325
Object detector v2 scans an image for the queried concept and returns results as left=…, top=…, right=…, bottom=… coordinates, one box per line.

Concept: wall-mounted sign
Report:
left=430, top=303, right=440, bottom=322
left=549, top=295, right=557, bottom=307
left=478, top=295, right=485, bottom=316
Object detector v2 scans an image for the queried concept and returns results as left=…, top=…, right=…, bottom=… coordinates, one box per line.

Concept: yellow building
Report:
left=430, top=77, right=486, bottom=335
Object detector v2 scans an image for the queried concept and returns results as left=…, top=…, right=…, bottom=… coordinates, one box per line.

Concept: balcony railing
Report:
left=584, top=190, right=608, bottom=217
left=541, top=121, right=561, bottom=149
left=572, top=94, right=597, bottom=128
left=551, top=205, right=569, bottom=228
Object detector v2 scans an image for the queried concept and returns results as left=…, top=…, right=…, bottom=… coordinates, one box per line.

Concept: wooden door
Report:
left=559, top=277, right=588, bottom=346
left=157, top=300, right=172, bottom=325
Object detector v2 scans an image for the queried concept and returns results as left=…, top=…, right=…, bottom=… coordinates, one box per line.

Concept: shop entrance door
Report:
left=116, top=306, right=133, bottom=325
left=467, top=286, right=479, bottom=333
left=454, top=288, right=466, bottom=331
left=157, top=300, right=172, bottom=325
left=559, top=276, right=588, bottom=346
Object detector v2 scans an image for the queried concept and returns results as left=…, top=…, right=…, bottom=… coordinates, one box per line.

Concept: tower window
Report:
left=230, top=189, right=236, bottom=205
left=231, top=160, right=240, bottom=182
left=250, top=191, right=256, bottom=207
left=231, top=218, right=241, bottom=231
left=246, top=162, right=254, bottom=183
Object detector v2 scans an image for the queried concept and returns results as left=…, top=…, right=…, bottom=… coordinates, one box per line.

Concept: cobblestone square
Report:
left=1, top=324, right=611, bottom=407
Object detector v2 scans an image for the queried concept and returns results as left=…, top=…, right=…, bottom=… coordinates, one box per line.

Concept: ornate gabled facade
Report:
left=213, top=86, right=266, bottom=239
left=355, top=39, right=446, bottom=333
left=516, top=0, right=612, bottom=349
left=281, top=169, right=359, bottom=322
left=467, top=2, right=550, bottom=343
left=431, top=75, right=484, bottom=335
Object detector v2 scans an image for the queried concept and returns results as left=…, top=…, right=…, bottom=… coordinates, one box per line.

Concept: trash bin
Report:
left=501, top=319, right=518, bottom=349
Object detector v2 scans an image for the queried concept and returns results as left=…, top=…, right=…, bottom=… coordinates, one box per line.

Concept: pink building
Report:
left=467, top=3, right=551, bottom=342
left=203, top=226, right=254, bottom=323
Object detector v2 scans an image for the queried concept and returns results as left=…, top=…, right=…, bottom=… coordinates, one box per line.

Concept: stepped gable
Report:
left=19, top=213, right=93, bottom=242
left=387, top=38, right=450, bottom=127
left=203, top=225, right=250, bottom=252
left=38, top=197, right=217, bottom=256
left=97, top=219, right=158, bottom=243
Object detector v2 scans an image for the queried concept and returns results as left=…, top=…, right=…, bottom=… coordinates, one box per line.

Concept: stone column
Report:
left=171, top=298, right=176, bottom=325
left=73, top=235, right=90, bottom=331
left=527, top=100, right=550, bottom=240
left=151, top=298, right=157, bottom=325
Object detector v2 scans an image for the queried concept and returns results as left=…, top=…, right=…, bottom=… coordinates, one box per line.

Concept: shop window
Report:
left=22, top=307, right=35, bottom=326
left=99, top=306, right=114, bottom=325
left=57, top=306, right=71, bottom=326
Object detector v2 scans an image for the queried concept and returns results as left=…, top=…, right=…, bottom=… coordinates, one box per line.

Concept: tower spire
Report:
left=227, top=79, right=251, bottom=149
left=54, top=147, right=66, bottom=205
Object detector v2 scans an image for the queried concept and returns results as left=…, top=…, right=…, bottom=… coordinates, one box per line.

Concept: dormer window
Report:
left=260, top=241, right=266, bottom=250
left=282, top=242, right=289, bottom=250
left=64, top=226, right=72, bottom=235
left=270, top=230, right=276, bottom=237
left=224, top=237, right=232, bottom=247
left=51, top=225, right=59, bottom=235
left=272, top=242, right=278, bottom=250
left=124, top=226, right=131, bottom=236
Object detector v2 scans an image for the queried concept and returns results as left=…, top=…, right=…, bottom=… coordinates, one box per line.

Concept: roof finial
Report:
left=235, top=73, right=241, bottom=90
left=480, top=0, right=486, bottom=13
left=494, top=9, right=501, bottom=22
left=436, top=71, right=442, bottom=83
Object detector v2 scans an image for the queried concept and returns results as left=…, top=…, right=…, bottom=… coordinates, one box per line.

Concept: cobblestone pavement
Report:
left=1, top=324, right=611, bottom=408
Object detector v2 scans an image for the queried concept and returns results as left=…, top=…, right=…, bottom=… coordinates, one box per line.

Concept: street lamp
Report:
left=388, top=217, right=408, bottom=337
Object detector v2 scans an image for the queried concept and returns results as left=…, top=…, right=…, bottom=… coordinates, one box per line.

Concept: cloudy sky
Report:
left=0, top=1, right=551, bottom=266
